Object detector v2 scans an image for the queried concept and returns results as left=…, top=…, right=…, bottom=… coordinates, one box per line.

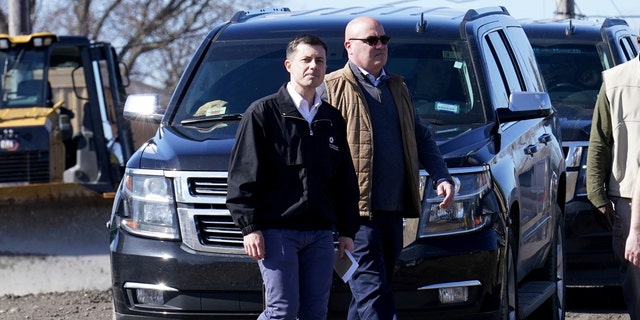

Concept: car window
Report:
left=172, top=37, right=486, bottom=140
left=532, top=44, right=602, bottom=120
left=171, top=38, right=348, bottom=127
left=486, top=31, right=523, bottom=96
left=482, top=32, right=512, bottom=110
left=386, top=43, right=484, bottom=127
left=506, top=26, right=545, bottom=92
left=619, top=36, right=638, bottom=61
left=171, top=40, right=290, bottom=124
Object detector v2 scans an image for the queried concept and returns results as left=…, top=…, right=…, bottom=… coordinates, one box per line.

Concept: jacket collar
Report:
left=274, top=84, right=329, bottom=119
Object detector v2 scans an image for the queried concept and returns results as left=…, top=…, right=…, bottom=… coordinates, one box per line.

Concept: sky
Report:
left=277, top=0, right=640, bottom=32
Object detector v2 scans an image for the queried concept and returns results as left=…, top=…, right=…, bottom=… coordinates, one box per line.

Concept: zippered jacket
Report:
left=324, top=63, right=451, bottom=218
left=226, top=85, right=360, bottom=238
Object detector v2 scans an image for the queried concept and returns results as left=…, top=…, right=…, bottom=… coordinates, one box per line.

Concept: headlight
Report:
left=419, top=168, right=494, bottom=237
left=120, top=171, right=179, bottom=240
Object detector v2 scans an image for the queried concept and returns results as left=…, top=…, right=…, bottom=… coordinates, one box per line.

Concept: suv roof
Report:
left=522, top=18, right=638, bottom=68
left=226, top=6, right=507, bottom=34
left=212, top=7, right=528, bottom=50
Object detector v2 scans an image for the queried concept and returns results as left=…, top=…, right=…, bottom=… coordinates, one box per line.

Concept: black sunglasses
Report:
left=349, top=35, right=391, bottom=46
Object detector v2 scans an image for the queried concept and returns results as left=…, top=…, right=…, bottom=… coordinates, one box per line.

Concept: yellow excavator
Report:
left=0, top=32, right=135, bottom=211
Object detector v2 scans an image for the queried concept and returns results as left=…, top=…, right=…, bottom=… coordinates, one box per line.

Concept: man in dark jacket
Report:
left=324, top=16, right=454, bottom=320
left=226, top=33, right=360, bottom=320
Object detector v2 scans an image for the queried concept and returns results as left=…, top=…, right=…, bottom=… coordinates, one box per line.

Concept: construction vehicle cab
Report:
left=0, top=32, right=133, bottom=203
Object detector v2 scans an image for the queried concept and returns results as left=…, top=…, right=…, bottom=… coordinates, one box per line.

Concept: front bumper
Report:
left=391, top=227, right=505, bottom=319
left=111, top=226, right=505, bottom=320
left=110, top=231, right=263, bottom=319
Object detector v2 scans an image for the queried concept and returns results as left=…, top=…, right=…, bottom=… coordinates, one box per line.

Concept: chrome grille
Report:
left=562, top=142, right=588, bottom=202
left=196, top=214, right=243, bottom=247
left=189, top=177, right=227, bottom=196
left=169, top=171, right=244, bottom=254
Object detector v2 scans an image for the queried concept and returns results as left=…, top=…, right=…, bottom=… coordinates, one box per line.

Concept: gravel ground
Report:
left=0, top=287, right=630, bottom=320
left=0, top=290, right=113, bottom=320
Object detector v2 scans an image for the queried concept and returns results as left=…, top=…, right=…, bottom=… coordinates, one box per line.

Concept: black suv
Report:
left=109, top=6, right=566, bottom=320
left=522, top=18, right=639, bottom=286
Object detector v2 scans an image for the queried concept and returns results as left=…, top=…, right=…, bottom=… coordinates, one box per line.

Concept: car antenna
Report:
left=416, top=13, right=427, bottom=33
left=565, top=20, right=575, bottom=37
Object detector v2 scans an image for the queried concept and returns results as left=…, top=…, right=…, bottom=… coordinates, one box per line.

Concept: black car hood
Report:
left=127, top=123, right=496, bottom=172
left=128, top=125, right=236, bottom=171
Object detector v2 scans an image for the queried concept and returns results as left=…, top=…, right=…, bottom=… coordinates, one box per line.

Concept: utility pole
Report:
left=555, top=0, right=575, bottom=19
left=8, top=0, right=31, bottom=36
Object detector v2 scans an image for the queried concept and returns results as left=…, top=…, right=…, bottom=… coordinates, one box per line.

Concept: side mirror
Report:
left=497, top=91, right=553, bottom=122
left=123, top=94, right=164, bottom=123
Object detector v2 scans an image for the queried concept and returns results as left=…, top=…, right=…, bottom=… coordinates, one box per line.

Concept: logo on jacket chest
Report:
left=329, top=136, right=339, bottom=151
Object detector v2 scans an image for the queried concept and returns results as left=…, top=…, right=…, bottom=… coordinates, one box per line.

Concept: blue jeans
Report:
left=257, top=229, right=335, bottom=320
left=347, top=212, right=403, bottom=320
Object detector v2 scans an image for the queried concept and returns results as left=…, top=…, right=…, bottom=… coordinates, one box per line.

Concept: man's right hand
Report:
left=243, top=231, right=265, bottom=260
left=595, top=203, right=617, bottom=232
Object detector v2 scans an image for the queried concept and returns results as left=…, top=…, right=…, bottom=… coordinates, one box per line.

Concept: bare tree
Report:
left=30, top=0, right=275, bottom=91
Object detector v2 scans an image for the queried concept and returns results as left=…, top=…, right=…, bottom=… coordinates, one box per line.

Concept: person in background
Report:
left=586, top=54, right=640, bottom=320
left=226, top=33, right=360, bottom=320
left=323, top=16, right=455, bottom=320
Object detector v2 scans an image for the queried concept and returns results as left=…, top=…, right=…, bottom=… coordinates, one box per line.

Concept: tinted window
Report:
left=506, top=26, right=544, bottom=92
left=482, top=32, right=511, bottom=110
left=486, top=31, right=522, bottom=95
left=386, top=43, right=484, bottom=128
left=620, top=36, right=638, bottom=61
left=172, top=37, right=485, bottom=141
left=532, top=44, right=602, bottom=120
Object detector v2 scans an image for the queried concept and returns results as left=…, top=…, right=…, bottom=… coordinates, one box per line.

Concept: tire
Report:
left=500, top=230, right=518, bottom=320
left=532, top=203, right=566, bottom=320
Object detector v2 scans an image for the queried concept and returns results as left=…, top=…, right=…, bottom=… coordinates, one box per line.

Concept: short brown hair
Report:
left=286, top=34, right=328, bottom=59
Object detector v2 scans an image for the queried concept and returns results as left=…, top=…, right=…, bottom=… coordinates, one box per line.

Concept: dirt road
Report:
left=0, top=204, right=630, bottom=319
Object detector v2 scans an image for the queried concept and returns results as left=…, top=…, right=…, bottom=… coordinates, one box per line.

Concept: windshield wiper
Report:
left=181, top=113, right=243, bottom=125
left=423, top=118, right=446, bottom=126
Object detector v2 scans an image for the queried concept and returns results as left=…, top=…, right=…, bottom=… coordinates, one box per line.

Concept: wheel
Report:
left=500, top=230, right=518, bottom=320
left=534, top=204, right=566, bottom=320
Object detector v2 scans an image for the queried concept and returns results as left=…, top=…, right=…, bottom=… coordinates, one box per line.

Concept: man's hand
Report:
left=437, top=180, right=455, bottom=209
left=337, top=236, right=354, bottom=259
left=243, top=231, right=265, bottom=260
left=595, top=203, right=617, bottom=232
left=625, top=229, right=640, bottom=267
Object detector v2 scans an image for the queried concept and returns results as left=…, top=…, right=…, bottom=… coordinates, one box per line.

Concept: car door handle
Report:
left=524, top=144, right=538, bottom=156
left=538, top=133, right=551, bottom=145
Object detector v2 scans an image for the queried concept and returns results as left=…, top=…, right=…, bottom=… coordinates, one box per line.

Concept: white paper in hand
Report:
left=333, top=249, right=358, bottom=283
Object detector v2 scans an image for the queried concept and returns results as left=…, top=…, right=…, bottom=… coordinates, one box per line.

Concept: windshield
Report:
left=388, top=43, right=483, bottom=129
left=532, top=44, right=606, bottom=120
left=172, top=37, right=484, bottom=140
left=0, top=47, right=49, bottom=108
